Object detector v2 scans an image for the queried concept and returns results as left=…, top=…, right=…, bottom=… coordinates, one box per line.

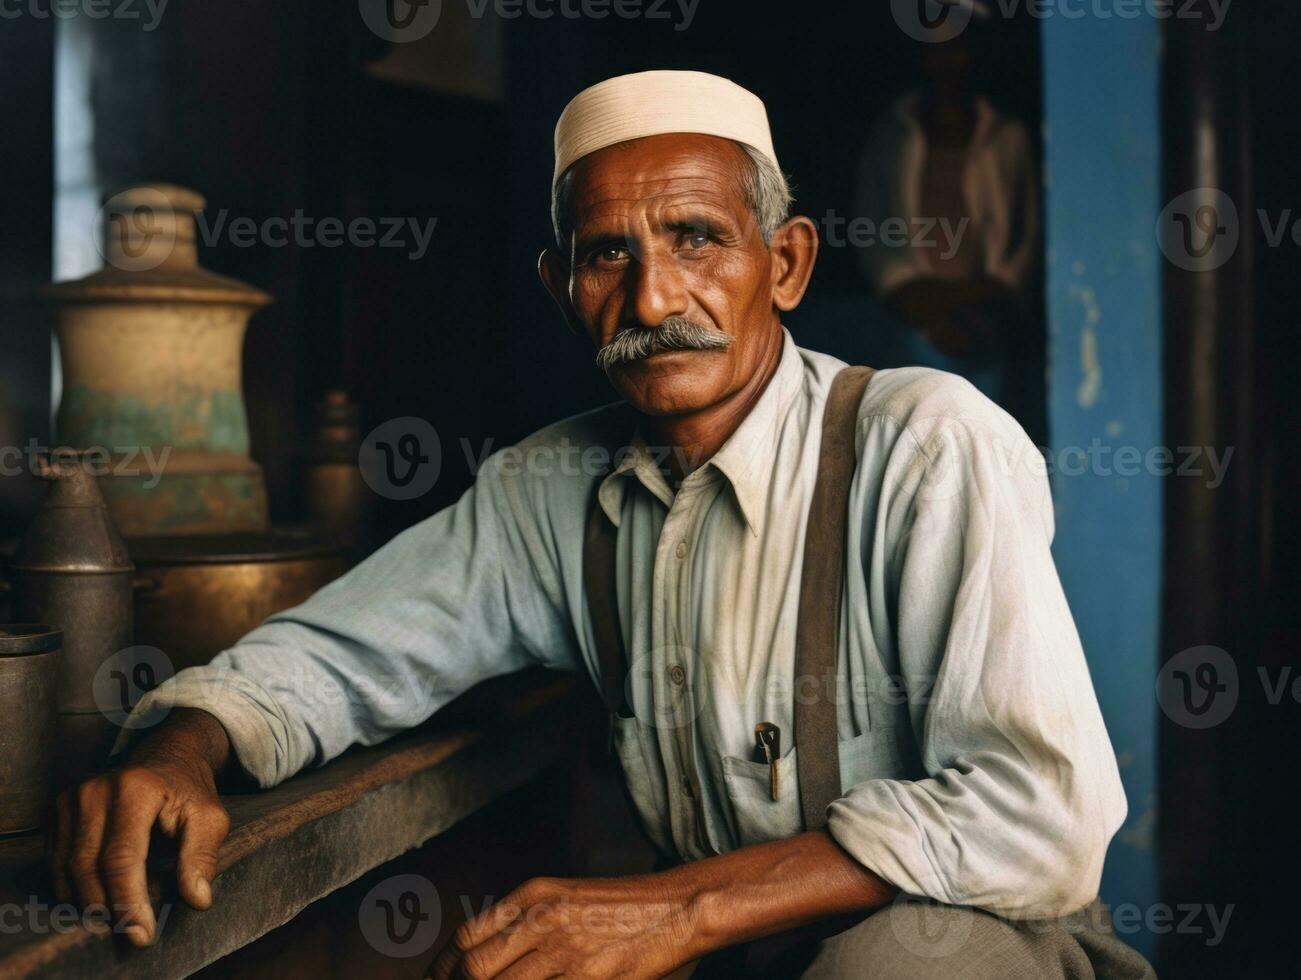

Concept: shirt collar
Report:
left=597, top=328, right=806, bottom=537
left=597, top=429, right=675, bottom=526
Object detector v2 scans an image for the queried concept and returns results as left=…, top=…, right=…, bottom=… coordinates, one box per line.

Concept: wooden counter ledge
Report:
left=0, top=669, right=590, bottom=980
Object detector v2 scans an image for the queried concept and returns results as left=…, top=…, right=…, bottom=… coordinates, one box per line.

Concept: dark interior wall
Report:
left=1245, top=11, right=1301, bottom=966
left=1160, top=2, right=1301, bottom=976
left=1248, top=0, right=1301, bottom=656
left=0, top=13, right=54, bottom=537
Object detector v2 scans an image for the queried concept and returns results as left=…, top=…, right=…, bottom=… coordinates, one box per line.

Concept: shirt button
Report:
left=669, top=664, right=686, bottom=685
left=675, top=541, right=687, bottom=559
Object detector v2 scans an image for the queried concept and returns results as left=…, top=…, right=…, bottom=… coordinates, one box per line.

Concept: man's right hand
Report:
left=48, top=707, right=234, bottom=948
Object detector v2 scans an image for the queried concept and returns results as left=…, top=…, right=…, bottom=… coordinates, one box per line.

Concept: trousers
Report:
left=690, top=898, right=1157, bottom=979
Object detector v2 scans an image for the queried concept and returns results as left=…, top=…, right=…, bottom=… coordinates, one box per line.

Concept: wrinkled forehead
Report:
left=563, top=133, right=752, bottom=231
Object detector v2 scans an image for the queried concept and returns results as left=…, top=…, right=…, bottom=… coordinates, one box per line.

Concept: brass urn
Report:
left=42, top=184, right=272, bottom=537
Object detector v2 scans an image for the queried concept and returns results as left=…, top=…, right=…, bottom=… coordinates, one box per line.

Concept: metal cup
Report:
left=0, top=625, right=63, bottom=834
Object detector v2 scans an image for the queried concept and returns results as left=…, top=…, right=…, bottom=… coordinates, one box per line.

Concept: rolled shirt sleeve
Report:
left=828, top=383, right=1128, bottom=918
left=123, top=448, right=583, bottom=788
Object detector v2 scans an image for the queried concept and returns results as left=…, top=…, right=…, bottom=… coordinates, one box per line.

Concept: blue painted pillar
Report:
left=1041, top=15, right=1162, bottom=958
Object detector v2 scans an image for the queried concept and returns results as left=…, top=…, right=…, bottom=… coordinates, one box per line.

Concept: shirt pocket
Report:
left=721, top=730, right=905, bottom=848
left=721, top=747, right=802, bottom=848
left=609, top=713, right=676, bottom=857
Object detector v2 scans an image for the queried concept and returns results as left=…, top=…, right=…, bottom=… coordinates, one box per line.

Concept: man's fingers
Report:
left=459, top=898, right=524, bottom=950
left=492, top=950, right=555, bottom=980
left=430, top=901, right=523, bottom=980
left=175, top=801, right=230, bottom=910
left=454, top=925, right=537, bottom=980
left=429, top=945, right=462, bottom=980
left=68, top=782, right=110, bottom=910
left=48, top=792, right=75, bottom=904
left=100, top=783, right=166, bottom=947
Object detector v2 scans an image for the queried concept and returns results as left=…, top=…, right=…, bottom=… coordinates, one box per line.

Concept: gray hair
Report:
left=550, top=140, right=794, bottom=251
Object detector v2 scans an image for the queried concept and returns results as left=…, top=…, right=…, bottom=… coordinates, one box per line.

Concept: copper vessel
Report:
left=131, top=528, right=347, bottom=671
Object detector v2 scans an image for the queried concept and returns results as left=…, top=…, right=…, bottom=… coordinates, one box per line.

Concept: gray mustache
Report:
left=596, top=316, right=733, bottom=371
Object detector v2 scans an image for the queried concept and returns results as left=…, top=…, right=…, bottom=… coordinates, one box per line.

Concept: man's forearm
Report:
left=663, top=831, right=899, bottom=959
left=128, top=707, right=233, bottom=781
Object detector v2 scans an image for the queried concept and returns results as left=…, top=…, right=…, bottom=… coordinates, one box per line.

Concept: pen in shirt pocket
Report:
left=754, top=722, right=781, bottom=801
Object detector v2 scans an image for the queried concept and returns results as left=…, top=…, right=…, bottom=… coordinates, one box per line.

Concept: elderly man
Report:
left=51, top=71, right=1153, bottom=978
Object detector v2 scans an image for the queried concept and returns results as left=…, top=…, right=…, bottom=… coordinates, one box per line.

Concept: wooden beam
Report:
left=0, top=669, right=589, bottom=980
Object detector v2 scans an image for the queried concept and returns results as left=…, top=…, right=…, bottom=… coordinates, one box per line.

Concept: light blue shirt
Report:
left=134, top=329, right=1126, bottom=918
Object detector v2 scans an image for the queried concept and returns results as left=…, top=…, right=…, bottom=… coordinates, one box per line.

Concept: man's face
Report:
left=554, top=133, right=783, bottom=417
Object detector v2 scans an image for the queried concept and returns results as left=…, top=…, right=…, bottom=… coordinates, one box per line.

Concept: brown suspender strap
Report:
left=582, top=365, right=875, bottom=828
left=584, top=485, right=630, bottom=716
left=793, top=365, right=875, bottom=831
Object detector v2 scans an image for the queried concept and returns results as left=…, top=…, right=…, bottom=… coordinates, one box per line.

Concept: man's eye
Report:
left=592, top=246, right=629, bottom=264
left=684, top=231, right=709, bottom=249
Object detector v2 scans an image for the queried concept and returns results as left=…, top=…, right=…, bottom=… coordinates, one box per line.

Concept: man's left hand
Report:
left=430, top=874, right=701, bottom=980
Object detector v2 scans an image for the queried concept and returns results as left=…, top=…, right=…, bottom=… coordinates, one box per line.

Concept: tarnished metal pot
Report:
left=132, top=529, right=347, bottom=670
left=10, top=454, right=134, bottom=715
left=0, top=626, right=62, bottom=834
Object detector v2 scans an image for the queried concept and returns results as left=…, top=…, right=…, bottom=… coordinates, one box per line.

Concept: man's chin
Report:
left=608, top=352, right=725, bottom=416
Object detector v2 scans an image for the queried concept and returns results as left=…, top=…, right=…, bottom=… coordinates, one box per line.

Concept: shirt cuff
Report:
left=826, top=776, right=1112, bottom=919
left=826, top=781, right=958, bottom=907
left=111, top=665, right=313, bottom=789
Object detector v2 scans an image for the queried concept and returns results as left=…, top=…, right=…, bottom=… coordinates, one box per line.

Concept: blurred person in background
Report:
left=855, top=3, right=1042, bottom=433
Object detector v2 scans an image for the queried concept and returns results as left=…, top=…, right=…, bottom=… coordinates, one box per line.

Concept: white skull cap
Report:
left=553, top=70, right=780, bottom=186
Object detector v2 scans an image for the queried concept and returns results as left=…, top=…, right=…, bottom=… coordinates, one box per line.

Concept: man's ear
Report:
left=538, top=248, right=583, bottom=337
left=767, top=216, right=819, bottom=312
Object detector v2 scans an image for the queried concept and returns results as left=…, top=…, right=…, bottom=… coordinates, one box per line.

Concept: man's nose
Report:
left=626, top=246, right=690, bottom=328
